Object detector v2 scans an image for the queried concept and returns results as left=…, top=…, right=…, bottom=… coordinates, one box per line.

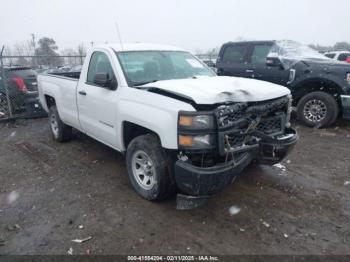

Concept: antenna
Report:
left=115, top=21, right=124, bottom=52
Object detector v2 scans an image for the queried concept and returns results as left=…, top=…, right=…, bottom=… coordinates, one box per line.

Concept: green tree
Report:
left=35, top=37, right=62, bottom=67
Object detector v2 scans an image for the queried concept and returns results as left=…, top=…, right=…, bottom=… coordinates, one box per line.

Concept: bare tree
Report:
left=77, top=43, right=86, bottom=65
left=61, top=48, right=78, bottom=65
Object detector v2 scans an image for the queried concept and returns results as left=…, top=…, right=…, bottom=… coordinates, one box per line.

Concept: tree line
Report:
left=2, top=37, right=87, bottom=68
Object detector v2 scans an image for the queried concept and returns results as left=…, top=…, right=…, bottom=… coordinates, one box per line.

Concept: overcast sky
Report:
left=1, top=0, right=349, bottom=52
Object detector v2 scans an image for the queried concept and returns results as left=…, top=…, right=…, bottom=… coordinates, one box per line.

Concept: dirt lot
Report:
left=0, top=118, right=349, bottom=255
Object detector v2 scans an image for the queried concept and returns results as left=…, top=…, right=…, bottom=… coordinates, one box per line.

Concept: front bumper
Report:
left=174, top=128, right=298, bottom=196
left=341, top=95, right=350, bottom=119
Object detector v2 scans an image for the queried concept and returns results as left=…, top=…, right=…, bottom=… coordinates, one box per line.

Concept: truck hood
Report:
left=141, top=76, right=290, bottom=104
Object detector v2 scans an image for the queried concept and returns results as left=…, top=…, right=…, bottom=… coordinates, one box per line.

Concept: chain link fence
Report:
left=0, top=46, right=85, bottom=122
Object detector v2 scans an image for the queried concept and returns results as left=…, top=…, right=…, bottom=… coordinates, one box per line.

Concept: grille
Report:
left=257, top=115, right=284, bottom=135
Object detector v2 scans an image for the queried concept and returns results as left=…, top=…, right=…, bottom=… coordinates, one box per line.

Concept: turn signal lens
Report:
left=179, top=116, right=193, bottom=126
left=347, top=73, right=350, bottom=83
left=179, top=135, right=193, bottom=146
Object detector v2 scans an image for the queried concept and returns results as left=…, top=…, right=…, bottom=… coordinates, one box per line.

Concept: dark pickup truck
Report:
left=0, top=66, right=46, bottom=118
left=216, top=40, right=350, bottom=127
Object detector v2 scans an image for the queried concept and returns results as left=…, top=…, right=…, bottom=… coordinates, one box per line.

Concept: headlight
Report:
left=178, top=112, right=216, bottom=150
left=178, top=114, right=215, bottom=129
left=178, top=134, right=216, bottom=149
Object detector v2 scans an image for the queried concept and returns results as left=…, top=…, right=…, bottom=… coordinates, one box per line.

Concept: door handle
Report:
left=78, top=91, right=87, bottom=96
left=245, top=69, right=254, bottom=73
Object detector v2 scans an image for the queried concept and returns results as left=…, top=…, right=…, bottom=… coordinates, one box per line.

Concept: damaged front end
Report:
left=174, top=95, right=298, bottom=200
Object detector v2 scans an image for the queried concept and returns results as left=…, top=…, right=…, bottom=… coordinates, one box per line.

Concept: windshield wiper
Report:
left=133, top=80, right=159, bottom=87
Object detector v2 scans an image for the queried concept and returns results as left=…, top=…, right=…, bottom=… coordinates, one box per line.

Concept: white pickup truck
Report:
left=38, top=43, right=298, bottom=205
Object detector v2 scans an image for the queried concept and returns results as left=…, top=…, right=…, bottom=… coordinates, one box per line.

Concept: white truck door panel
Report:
left=77, top=51, right=119, bottom=148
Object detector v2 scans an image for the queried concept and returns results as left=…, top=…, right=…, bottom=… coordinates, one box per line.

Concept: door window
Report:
left=251, top=44, right=273, bottom=64
left=222, top=45, right=248, bottom=63
left=87, top=51, right=116, bottom=85
left=338, top=53, right=350, bottom=61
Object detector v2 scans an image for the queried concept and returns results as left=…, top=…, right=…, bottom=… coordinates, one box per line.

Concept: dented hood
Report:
left=142, top=76, right=290, bottom=104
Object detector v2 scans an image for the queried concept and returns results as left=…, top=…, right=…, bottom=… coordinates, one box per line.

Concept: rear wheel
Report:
left=297, top=91, right=339, bottom=127
left=126, top=134, right=176, bottom=201
left=49, top=105, right=72, bottom=142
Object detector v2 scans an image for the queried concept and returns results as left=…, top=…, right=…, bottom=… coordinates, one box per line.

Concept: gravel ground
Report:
left=0, top=118, right=349, bottom=255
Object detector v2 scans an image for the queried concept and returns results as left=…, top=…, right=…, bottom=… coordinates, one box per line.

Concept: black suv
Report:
left=216, top=40, right=350, bottom=127
left=0, top=66, right=45, bottom=118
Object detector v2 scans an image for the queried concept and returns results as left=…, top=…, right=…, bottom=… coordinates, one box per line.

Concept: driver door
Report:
left=77, top=51, right=119, bottom=148
left=247, top=43, right=290, bottom=86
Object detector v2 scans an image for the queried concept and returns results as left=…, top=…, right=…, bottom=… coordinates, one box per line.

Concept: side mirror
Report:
left=266, top=57, right=283, bottom=68
left=93, top=72, right=116, bottom=89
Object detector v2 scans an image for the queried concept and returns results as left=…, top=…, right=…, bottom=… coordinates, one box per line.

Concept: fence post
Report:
left=0, top=46, right=13, bottom=118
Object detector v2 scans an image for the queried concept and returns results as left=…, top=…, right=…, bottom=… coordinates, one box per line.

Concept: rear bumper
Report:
left=341, top=95, right=350, bottom=119
left=174, top=128, right=298, bottom=196
left=23, top=93, right=47, bottom=118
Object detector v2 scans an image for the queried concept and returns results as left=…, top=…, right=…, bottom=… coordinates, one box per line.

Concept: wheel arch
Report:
left=292, top=77, right=342, bottom=106
left=122, top=121, right=162, bottom=151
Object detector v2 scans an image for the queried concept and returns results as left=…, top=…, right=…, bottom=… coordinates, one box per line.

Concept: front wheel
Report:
left=297, top=91, right=339, bottom=128
left=126, top=134, right=176, bottom=201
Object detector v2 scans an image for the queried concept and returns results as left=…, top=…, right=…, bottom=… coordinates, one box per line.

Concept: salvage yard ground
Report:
left=0, top=118, right=349, bottom=255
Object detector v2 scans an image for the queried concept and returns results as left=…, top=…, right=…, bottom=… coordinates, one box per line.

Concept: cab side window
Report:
left=222, top=45, right=248, bottom=63
left=338, top=53, right=350, bottom=62
left=87, top=51, right=116, bottom=86
left=251, top=44, right=273, bottom=64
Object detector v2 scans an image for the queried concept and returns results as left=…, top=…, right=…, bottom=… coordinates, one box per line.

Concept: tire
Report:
left=126, top=134, right=176, bottom=201
left=297, top=91, right=339, bottom=128
left=49, top=105, right=72, bottom=142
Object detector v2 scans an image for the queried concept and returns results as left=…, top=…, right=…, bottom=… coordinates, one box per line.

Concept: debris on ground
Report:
left=7, top=191, right=19, bottom=204
left=228, top=206, right=241, bottom=216
left=261, top=220, right=270, bottom=228
left=0, top=239, right=5, bottom=246
left=286, top=159, right=291, bottom=164
left=283, top=233, right=289, bottom=238
left=71, top=236, right=92, bottom=243
left=78, top=225, right=84, bottom=229
left=67, top=247, right=73, bottom=255
left=320, top=132, right=336, bottom=137
left=6, top=224, right=21, bottom=231
left=273, top=163, right=287, bottom=172
left=239, top=228, right=245, bottom=232
left=344, top=181, right=350, bottom=186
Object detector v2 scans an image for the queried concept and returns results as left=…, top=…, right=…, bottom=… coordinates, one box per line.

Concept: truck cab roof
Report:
left=95, top=43, right=186, bottom=52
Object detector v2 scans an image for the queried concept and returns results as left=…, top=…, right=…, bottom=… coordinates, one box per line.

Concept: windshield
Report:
left=268, top=40, right=331, bottom=68
left=116, top=51, right=215, bottom=86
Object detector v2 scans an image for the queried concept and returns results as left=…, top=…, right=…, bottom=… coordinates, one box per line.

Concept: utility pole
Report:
left=31, top=33, right=36, bottom=67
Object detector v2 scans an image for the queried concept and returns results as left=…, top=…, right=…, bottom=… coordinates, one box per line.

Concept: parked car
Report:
left=38, top=43, right=297, bottom=206
left=0, top=66, right=46, bottom=118
left=69, top=65, right=82, bottom=72
left=324, top=51, right=350, bottom=63
left=216, top=40, right=350, bottom=127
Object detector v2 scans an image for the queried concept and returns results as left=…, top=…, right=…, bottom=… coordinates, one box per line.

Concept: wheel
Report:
left=49, top=105, right=72, bottom=142
left=297, top=91, right=339, bottom=127
left=126, top=134, right=176, bottom=201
